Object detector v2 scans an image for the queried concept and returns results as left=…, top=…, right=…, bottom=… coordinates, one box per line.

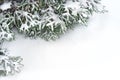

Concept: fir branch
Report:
left=0, top=0, right=106, bottom=41
left=0, top=48, right=23, bottom=76
left=0, top=0, right=106, bottom=76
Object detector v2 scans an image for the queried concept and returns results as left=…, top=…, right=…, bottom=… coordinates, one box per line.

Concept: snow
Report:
left=1, top=0, right=120, bottom=80
left=65, top=1, right=81, bottom=16
left=0, top=2, right=11, bottom=10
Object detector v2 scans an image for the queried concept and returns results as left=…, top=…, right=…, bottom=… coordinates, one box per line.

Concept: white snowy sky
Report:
left=1, top=0, right=120, bottom=80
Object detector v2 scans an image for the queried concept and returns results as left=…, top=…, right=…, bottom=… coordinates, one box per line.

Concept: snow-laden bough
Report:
left=0, top=0, right=106, bottom=76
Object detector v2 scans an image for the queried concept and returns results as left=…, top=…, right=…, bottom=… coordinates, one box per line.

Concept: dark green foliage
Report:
left=0, top=0, right=106, bottom=76
left=0, top=0, right=105, bottom=41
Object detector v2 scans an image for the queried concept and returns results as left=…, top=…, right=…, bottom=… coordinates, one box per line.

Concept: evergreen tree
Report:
left=0, top=0, right=106, bottom=76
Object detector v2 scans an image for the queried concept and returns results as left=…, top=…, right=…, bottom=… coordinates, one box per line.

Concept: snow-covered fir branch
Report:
left=0, top=0, right=106, bottom=76
left=0, top=0, right=106, bottom=41
left=0, top=48, right=23, bottom=76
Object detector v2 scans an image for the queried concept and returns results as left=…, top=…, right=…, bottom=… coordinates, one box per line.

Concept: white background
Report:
left=1, top=0, right=120, bottom=80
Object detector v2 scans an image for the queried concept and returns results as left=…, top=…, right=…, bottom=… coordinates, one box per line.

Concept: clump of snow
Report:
left=0, top=2, right=11, bottom=10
